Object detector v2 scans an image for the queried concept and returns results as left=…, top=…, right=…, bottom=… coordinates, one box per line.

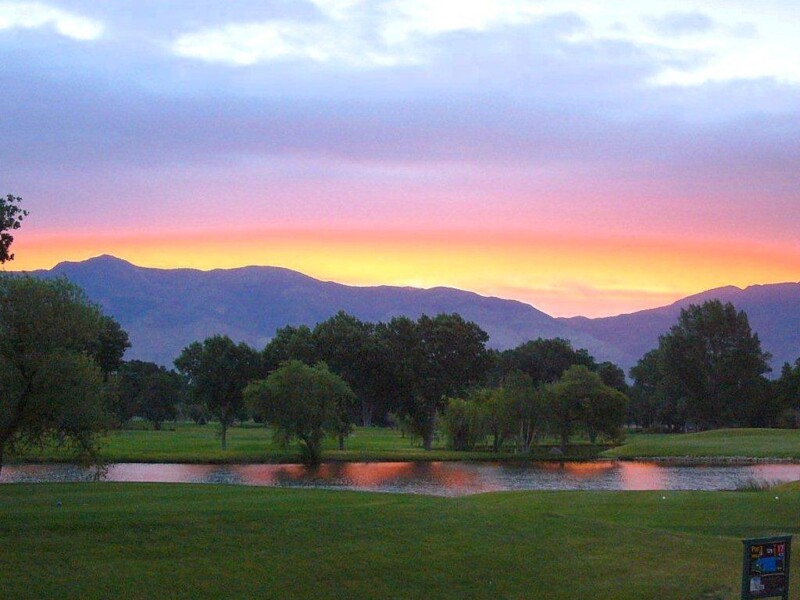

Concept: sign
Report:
left=742, top=536, right=792, bottom=600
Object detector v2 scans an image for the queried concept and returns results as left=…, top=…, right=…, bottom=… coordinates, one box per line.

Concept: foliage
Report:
left=547, top=365, right=628, bottom=450
left=0, top=276, right=111, bottom=471
left=775, top=358, right=800, bottom=421
left=112, top=360, right=185, bottom=430
left=89, top=315, right=131, bottom=380
left=474, top=387, right=517, bottom=452
left=262, top=325, right=317, bottom=371
left=503, top=370, right=546, bottom=452
left=245, top=360, right=355, bottom=464
left=498, top=337, right=596, bottom=386
left=596, top=361, right=628, bottom=393
left=0, top=194, right=28, bottom=264
left=381, top=313, right=491, bottom=450
left=442, top=396, right=487, bottom=451
left=174, top=335, right=261, bottom=449
left=632, top=300, right=773, bottom=430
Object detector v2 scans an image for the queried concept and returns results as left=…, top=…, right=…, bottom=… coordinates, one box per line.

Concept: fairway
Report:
left=1, top=483, right=798, bottom=599
left=604, top=429, right=800, bottom=460
left=10, top=424, right=800, bottom=465
left=10, top=422, right=609, bottom=464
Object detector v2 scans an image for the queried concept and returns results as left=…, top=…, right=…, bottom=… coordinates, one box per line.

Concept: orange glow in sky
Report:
left=10, top=227, right=800, bottom=317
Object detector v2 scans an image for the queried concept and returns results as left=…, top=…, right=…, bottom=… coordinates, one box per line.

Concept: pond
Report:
left=2, top=461, right=800, bottom=496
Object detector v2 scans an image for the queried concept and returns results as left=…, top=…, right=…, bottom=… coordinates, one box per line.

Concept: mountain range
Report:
left=20, top=255, right=800, bottom=373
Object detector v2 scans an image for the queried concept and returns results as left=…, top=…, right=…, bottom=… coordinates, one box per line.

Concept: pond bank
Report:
left=4, top=460, right=800, bottom=494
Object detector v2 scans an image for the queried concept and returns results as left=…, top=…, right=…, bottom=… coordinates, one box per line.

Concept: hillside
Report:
left=29, top=255, right=618, bottom=366
left=561, top=283, right=800, bottom=371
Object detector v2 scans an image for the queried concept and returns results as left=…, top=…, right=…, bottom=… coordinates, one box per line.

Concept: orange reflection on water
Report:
left=534, top=461, right=617, bottom=479
left=617, top=462, right=669, bottom=490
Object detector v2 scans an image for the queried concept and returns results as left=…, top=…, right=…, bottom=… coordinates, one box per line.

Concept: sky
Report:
left=1, top=0, right=799, bottom=317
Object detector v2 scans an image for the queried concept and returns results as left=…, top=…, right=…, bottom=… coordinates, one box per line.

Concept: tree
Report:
left=245, top=360, right=355, bottom=465
left=547, top=365, right=628, bottom=451
left=0, top=276, right=111, bottom=473
left=503, top=370, right=545, bottom=452
left=138, top=369, right=183, bottom=430
left=499, top=338, right=596, bottom=386
left=381, top=314, right=491, bottom=450
left=473, top=387, right=516, bottom=452
left=629, top=348, right=686, bottom=431
left=90, top=316, right=131, bottom=381
left=442, top=396, right=486, bottom=451
left=596, top=361, right=628, bottom=394
left=0, top=194, right=28, bottom=264
left=113, top=361, right=184, bottom=430
left=262, top=325, right=317, bottom=372
left=174, top=335, right=261, bottom=449
left=312, top=312, right=392, bottom=427
left=658, top=300, right=771, bottom=429
left=775, top=358, right=800, bottom=427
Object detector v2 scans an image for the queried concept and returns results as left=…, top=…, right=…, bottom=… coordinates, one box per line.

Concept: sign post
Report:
left=741, top=536, right=792, bottom=600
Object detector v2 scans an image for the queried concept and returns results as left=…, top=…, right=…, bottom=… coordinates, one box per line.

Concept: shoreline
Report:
left=4, top=455, right=800, bottom=467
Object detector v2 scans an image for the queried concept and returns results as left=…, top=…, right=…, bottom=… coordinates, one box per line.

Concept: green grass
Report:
left=1, top=483, right=798, bottom=599
left=10, top=425, right=800, bottom=465
left=9, top=422, right=610, bottom=464
left=604, top=429, right=800, bottom=460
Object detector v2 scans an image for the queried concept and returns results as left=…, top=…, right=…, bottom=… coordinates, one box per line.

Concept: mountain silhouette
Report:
left=21, top=255, right=800, bottom=372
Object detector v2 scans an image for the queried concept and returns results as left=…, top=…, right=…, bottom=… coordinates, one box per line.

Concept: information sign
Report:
left=741, top=536, right=792, bottom=600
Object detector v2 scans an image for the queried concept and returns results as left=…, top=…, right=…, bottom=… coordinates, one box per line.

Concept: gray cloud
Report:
left=646, top=11, right=716, bottom=36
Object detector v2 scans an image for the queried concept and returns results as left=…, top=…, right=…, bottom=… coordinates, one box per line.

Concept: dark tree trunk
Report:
left=153, top=420, right=161, bottom=431
left=422, top=427, right=434, bottom=451
left=361, top=401, right=373, bottom=427
left=560, top=430, right=570, bottom=453
left=338, top=434, right=345, bottom=451
left=220, top=423, right=228, bottom=450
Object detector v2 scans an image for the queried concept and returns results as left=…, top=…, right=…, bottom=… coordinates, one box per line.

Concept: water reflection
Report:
left=2, top=461, right=800, bottom=496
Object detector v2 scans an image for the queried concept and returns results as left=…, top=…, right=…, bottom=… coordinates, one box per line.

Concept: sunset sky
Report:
left=2, top=1, right=799, bottom=317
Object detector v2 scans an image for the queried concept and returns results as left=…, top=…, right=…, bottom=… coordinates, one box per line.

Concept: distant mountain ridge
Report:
left=18, top=255, right=800, bottom=372
left=560, top=282, right=800, bottom=372
left=28, top=255, right=620, bottom=367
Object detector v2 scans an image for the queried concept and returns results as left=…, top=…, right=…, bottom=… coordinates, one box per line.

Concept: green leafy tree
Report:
left=245, top=360, right=355, bottom=465
left=548, top=365, right=628, bottom=451
left=629, top=349, right=686, bottom=431
left=596, top=361, right=628, bottom=394
left=442, top=396, right=486, bottom=451
left=313, top=311, right=393, bottom=427
left=473, top=387, right=516, bottom=452
left=0, top=276, right=111, bottom=473
left=89, top=315, right=131, bottom=381
left=0, top=194, right=28, bottom=264
left=774, top=358, right=800, bottom=427
left=138, top=369, right=183, bottom=430
left=174, top=335, right=261, bottom=449
left=658, top=300, right=771, bottom=429
left=113, top=361, right=184, bottom=430
left=262, top=325, right=317, bottom=372
left=503, top=370, right=545, bottom=452
left=382, top=314, right=491, bottom=450
left=499, top=338, right=596, bottom=386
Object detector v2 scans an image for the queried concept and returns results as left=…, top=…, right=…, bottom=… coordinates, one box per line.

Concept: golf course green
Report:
left=1, top=482, right=798, bottom=599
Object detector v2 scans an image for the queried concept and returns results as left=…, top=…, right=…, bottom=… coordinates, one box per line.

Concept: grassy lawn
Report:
left=1, top=483, right=798, bottom=599
left=9, top=422, right=609, bottom=464
left=9, top=425, right=800, bottom=465
left=604, top=429, right=800, bottom=460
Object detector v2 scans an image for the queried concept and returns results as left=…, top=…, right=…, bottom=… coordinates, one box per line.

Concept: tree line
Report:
left=2, top=194, right=799, bottom=470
